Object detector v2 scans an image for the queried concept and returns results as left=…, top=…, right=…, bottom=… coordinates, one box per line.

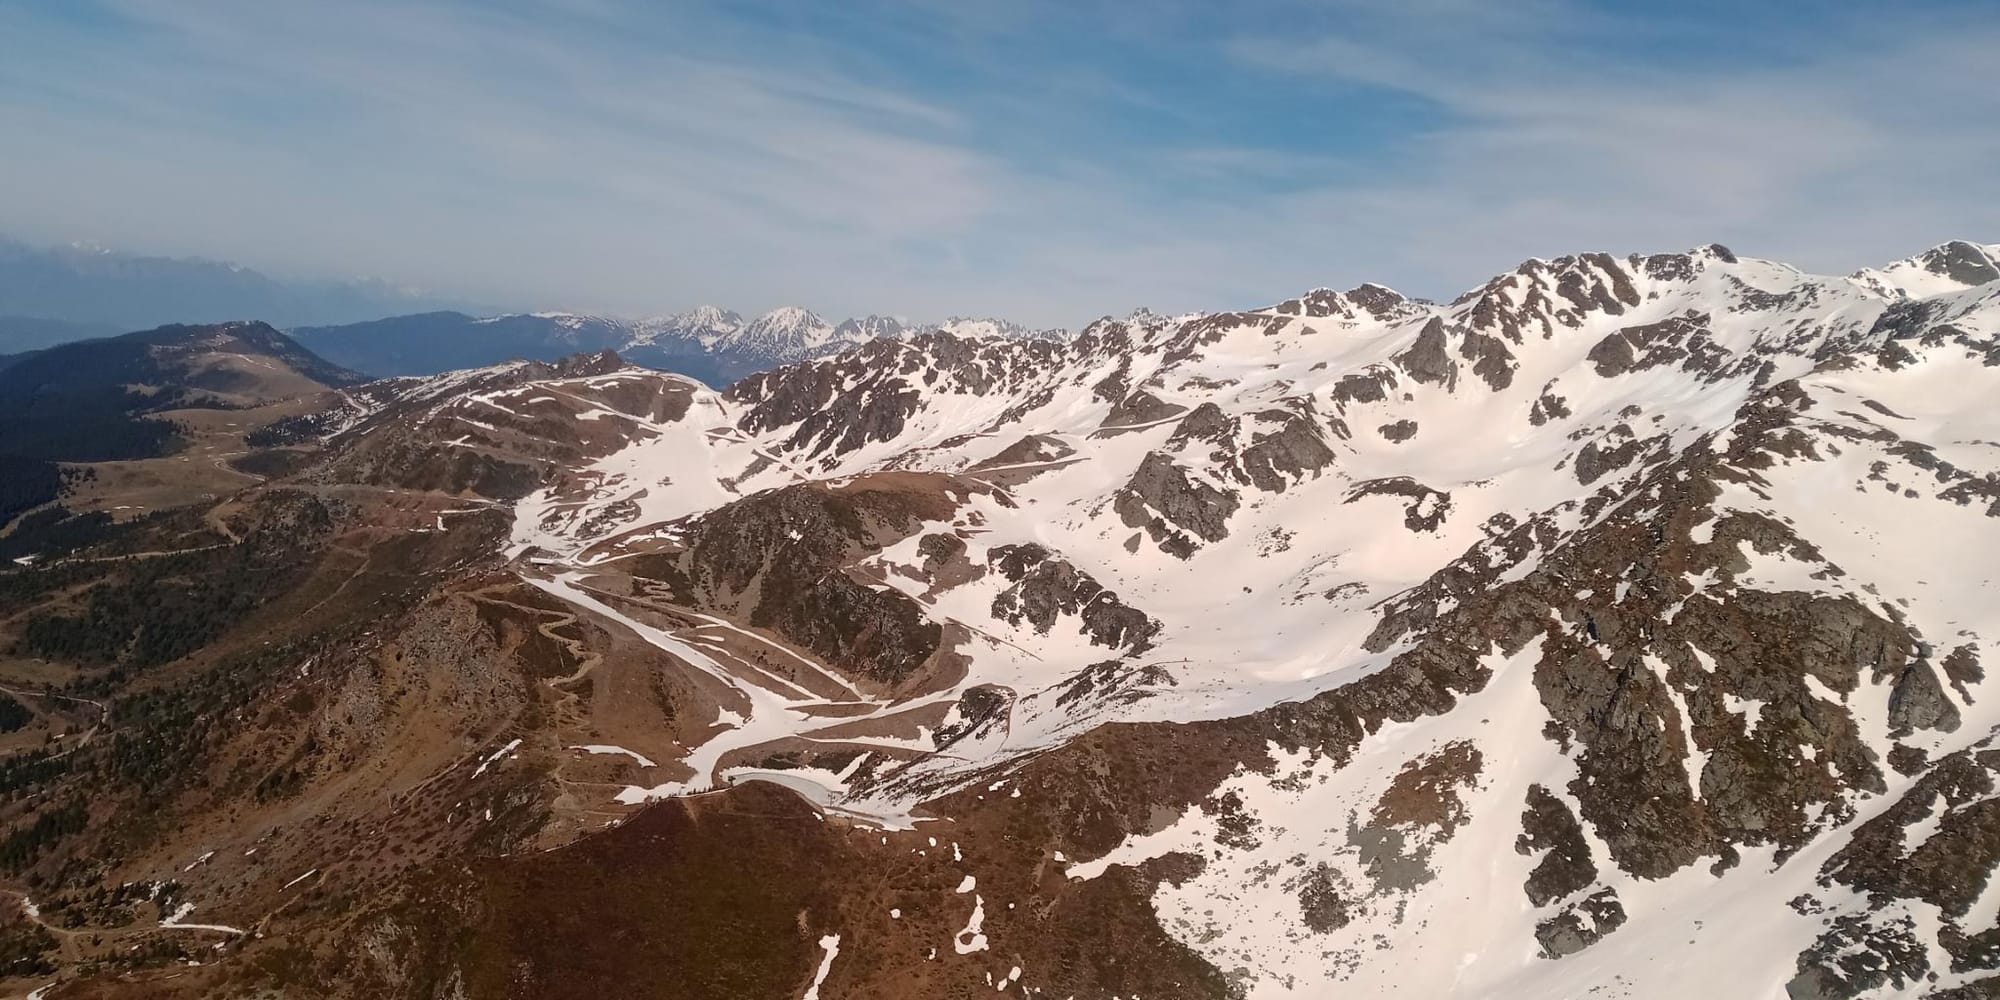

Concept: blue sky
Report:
left=3, top=0, right=1997, bottom=326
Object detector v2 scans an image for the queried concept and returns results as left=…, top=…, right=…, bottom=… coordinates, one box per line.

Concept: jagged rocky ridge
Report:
left=12, top=239, right=2000, bottom=998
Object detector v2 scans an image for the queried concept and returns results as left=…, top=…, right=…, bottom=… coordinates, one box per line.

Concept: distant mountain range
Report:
left=0, top=315, right=123, bottom=353
left=0, top=234, right=480, bottom=350
left=0, top=234, right=1064, bottom=385
left=292, top=307, right=1065, bottom=386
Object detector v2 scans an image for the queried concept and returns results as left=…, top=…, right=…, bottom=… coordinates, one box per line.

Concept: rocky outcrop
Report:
left=1535, top=888, right=1627, bottom=959
left=1238, top=405, right=1336, bottom=492
left=1379, top=419, right=1419, bottom=443
left=1394, top=317, right=1457, bottom=388
left=1587, top=330, right=1639, bottom=377
left=990, top=543, right=1161, bottom=654
left=1459, top=329, right=1517, bottom=390
left=1345, top=477, right=1452, bottom=532
left=1114, top=452, right=1241, bottom=557
left=1330, top=366, right=1397, bottom=405
left=1516, top=785, right=1596, bottom=907
left=1886, top=657, right=1962, bottom=736
left=1914, top=240, right=2000, bottom=287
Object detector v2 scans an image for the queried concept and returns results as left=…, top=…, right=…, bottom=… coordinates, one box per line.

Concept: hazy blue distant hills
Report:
left=291, top=311, right=628, bottom=379
left=0, top=315, right=123, bottom=355
left=0, top=234, right=483, bottom=333
left=293, top=306, right=1062, bottom=387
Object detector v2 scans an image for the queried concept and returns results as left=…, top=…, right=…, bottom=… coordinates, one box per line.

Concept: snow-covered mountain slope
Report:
left=224, top=240, right=2000, bottom=997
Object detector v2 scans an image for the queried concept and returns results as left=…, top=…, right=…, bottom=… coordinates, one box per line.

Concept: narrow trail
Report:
left=1, top=887, right=92, bottom=964
left=2, top=542, right=231, bottom=571
left=676, top=608, right=867, bottom=701
left=293, top=544, right=377, bottom=621
left=206, top=451, right=262, bottom=484
left=464, top=589, right=603, bottom=692
left=0, top=685, right=109, bottom=759
left=561, top=580, right=835, bottom=703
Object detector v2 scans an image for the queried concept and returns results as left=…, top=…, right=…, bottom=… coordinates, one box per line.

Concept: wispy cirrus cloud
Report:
left=1, top=0, right=1995, bottom=326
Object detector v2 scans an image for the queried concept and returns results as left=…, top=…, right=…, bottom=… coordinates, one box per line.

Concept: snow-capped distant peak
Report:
left=671, top=304, right=744, bottom=331
left=928, top=316, right=1068, bottom=341
left=712, top=306, right=842, bottom=362
left=528, top=311, right=598, bottom=331
left=752, top=305, right=824, bottom=330
left=834, top=314, right=913, bottom=340
left=1851, top=239, right=2000, bottom=300
left=629, top=305, right=743, bottom=347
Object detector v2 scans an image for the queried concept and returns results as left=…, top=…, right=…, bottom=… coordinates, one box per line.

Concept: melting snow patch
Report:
left=571, top=744, right=658, bottom=768
left=1723, top=694, right=1765, bottom=732
left=802, top=933, right=840, bottom=1000
left=953, top=895, right=989, bottom=954
left=472, top=738, right=523, bottom=778
left=1803, top=673, right=1844, bottom=704
left=956, top=875, right=977, bottom=894
left=158, top=902, right=247, bottom=936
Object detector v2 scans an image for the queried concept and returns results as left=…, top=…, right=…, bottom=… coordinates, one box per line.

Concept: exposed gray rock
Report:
left=1459, top=330, right=1517, bottom=390
left=1587, top=331, right=1638, bottom=377
left=932, top=683, right=1014, bottom=751
left=1113, top=451, right=1241, bottom=557
left=1052, top=657, right=1177, bottom=709
left=1239, top=405, right=1336, bottom=492
left=1379, top=419, right=1419, bottom=443
left=1516, top=785, right=1596, bottom=906
left=1529, top=386, right=1573, bottom=426
left=1394, top=318, right=1458, bottom=388
left=1167, top=401, right=1234, bottom=449
left=1943, top=644, right=1985, bottom=699
left=1573, top=426, right=1665, bottom=485
left=1102, top=389, right=1188, bottom=430
left=1916, top=240, right=2000, bottom=287
left=1292, top=862, right=1357, bottom=932
left=1534, top=888, right=1627, bottom=959
left=1788, top=912, right=1930, bottom=1000
left=1345, top=477, right=1452, bottom=532
left=990, top=542, right=1161, bottom=653
left=1331, top=366, right=1397, bottom=405
left=1887, top=658, right=1962, bottom=736
left=1346, top=283, right=1409, bottom=318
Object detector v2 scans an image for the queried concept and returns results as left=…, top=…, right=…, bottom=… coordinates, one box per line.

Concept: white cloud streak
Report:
left=0, top=0, right=1994, bottom=327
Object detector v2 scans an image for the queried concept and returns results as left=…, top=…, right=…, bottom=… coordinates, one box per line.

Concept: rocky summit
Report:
left=1, top=240, right=1998, bottom=998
